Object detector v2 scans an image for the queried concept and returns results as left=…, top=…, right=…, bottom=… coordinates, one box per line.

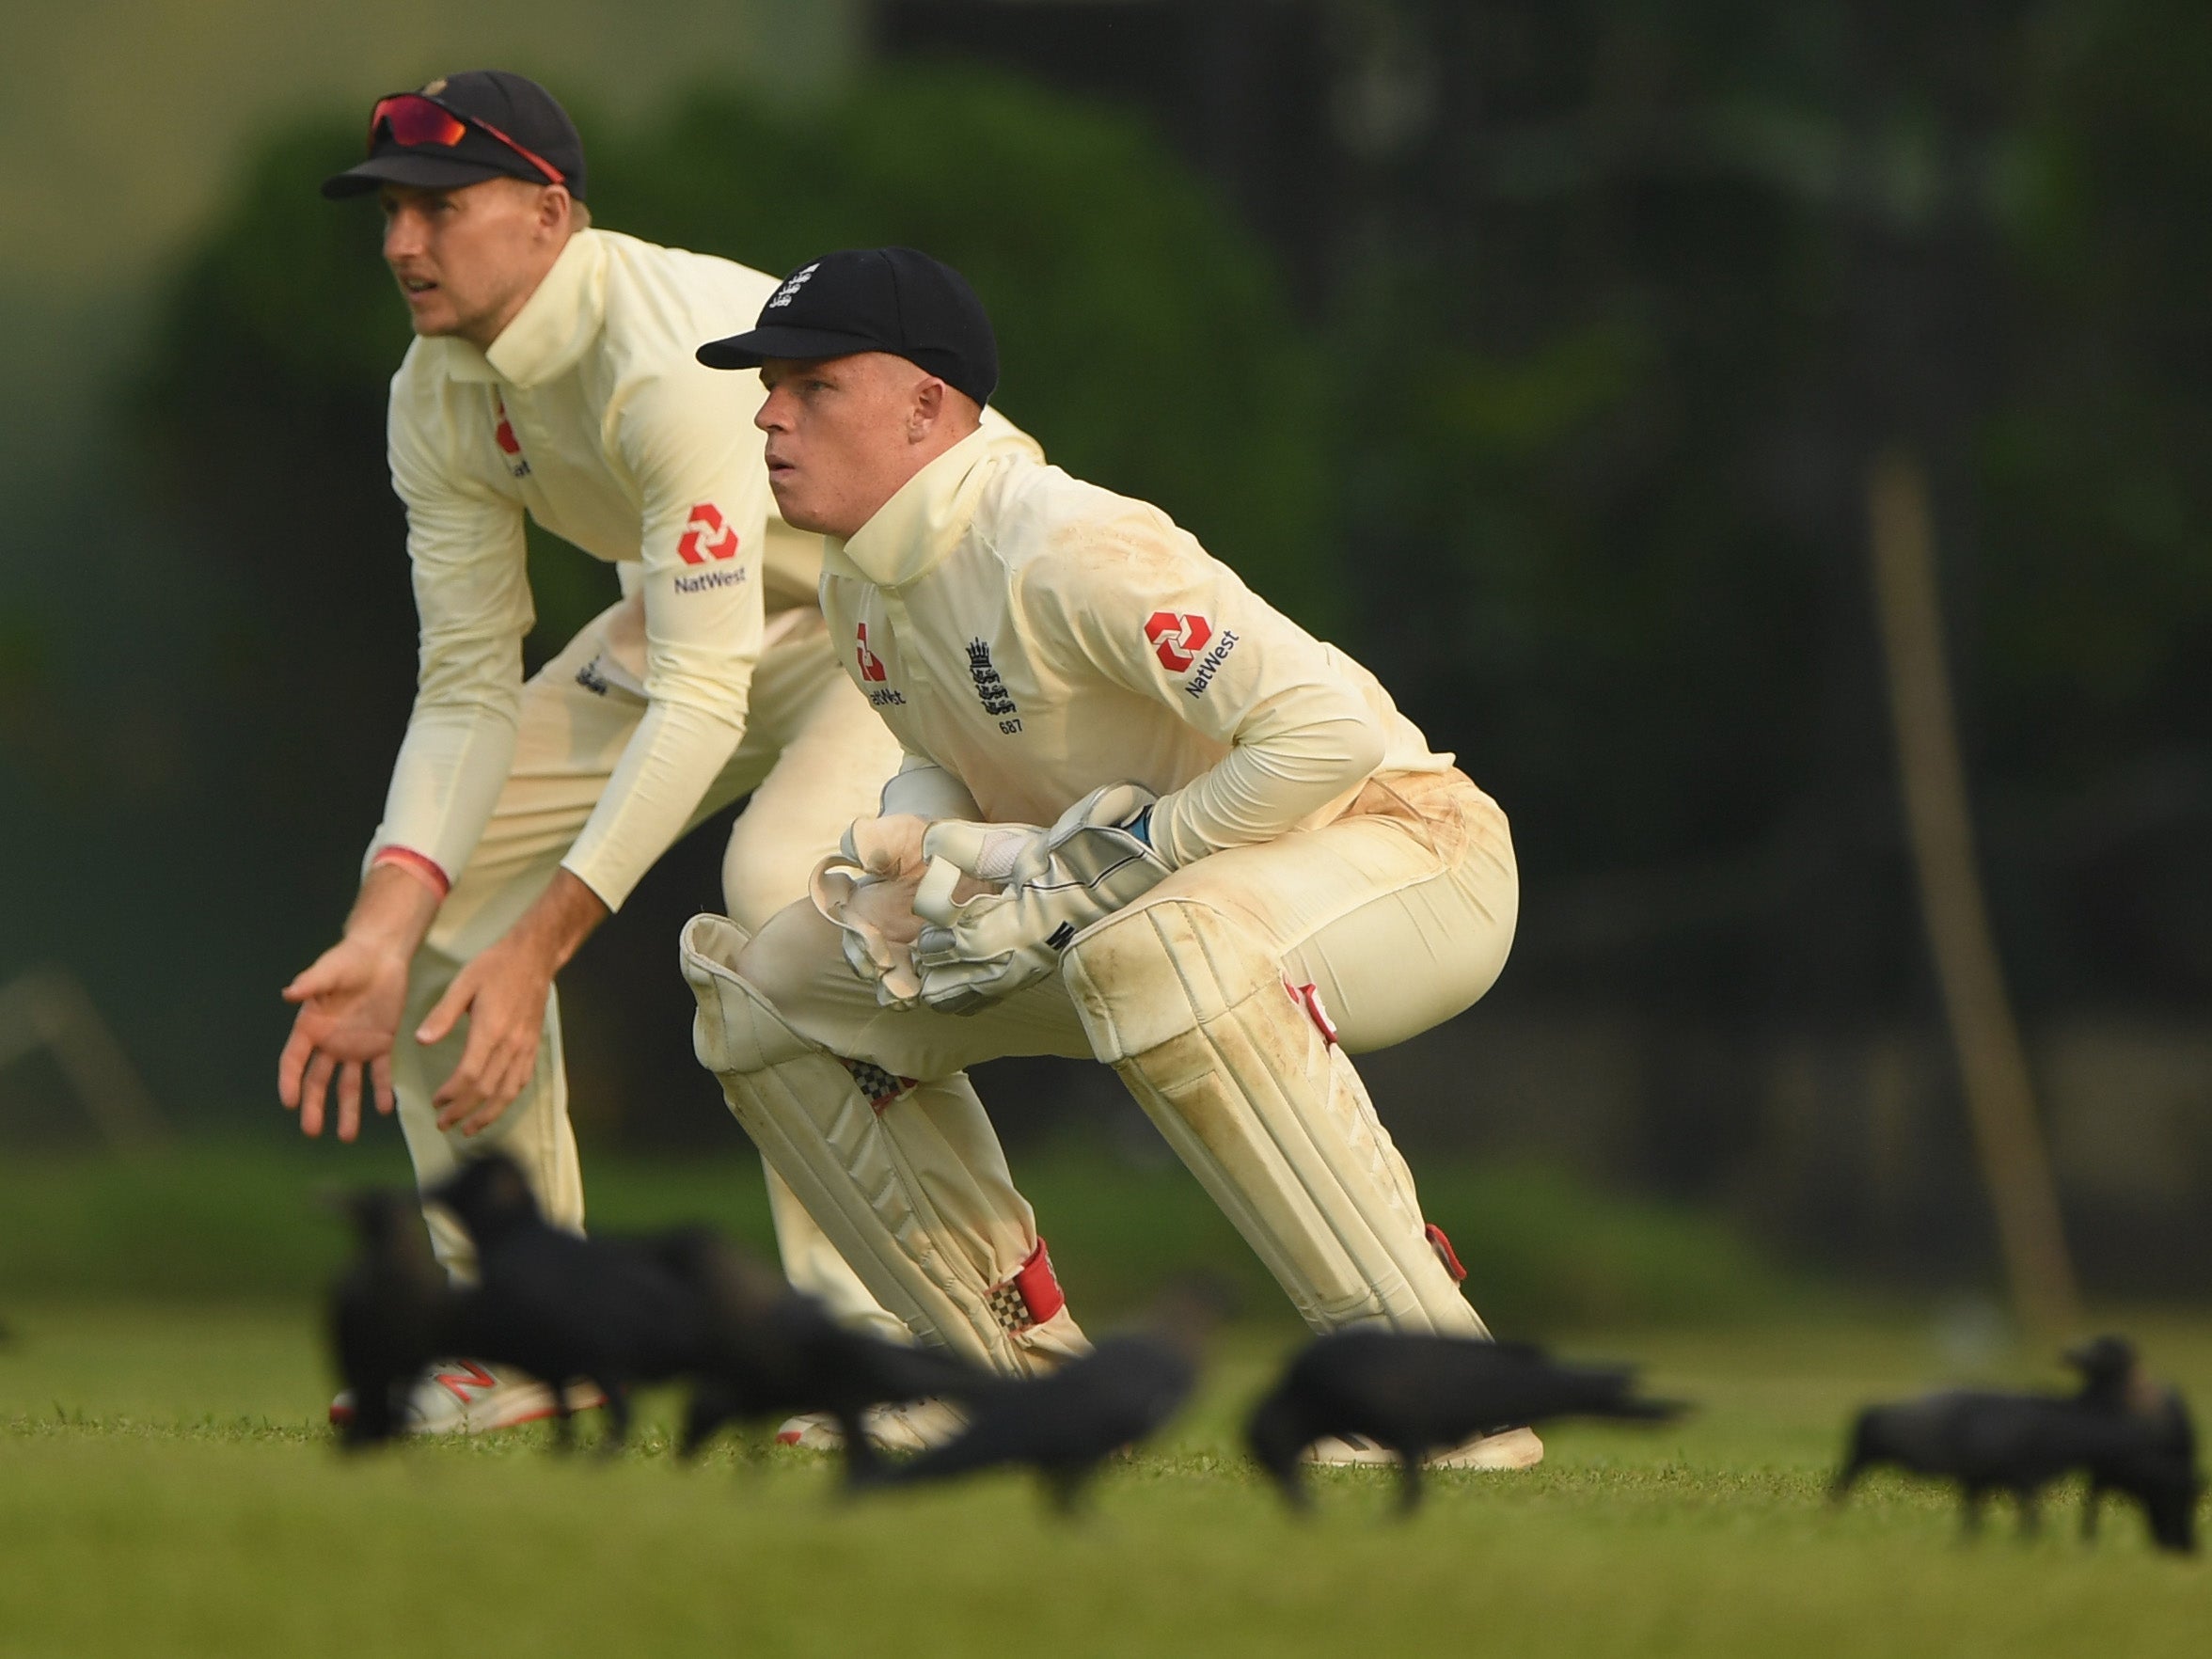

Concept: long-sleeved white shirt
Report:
left=376, top=229, right=820, bottom=908
left=822, top=426, right=1453, bottom=867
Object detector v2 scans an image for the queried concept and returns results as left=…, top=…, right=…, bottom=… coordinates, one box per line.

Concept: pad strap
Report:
left=1288, top=980, right=1339, bottom=1046
left=985, top=1237, right=1066, bottom=1333
left=1425, top=1223, right=1469, bottom=1284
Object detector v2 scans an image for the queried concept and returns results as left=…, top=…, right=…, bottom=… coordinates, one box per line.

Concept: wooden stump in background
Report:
left=1867, top=450, right=2080, bottom=1338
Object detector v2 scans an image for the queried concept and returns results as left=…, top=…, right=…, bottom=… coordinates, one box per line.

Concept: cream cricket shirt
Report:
left=376, top=229, right=817, bottom=908
left=821, top=427, right=1453, bottom=867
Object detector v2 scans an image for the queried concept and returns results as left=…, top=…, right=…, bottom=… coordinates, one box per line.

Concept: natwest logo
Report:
left=492, top=393, right=529, bottom=478
left=1145, top=610, right=1213, bottom=672
left=856, top=622, right=888, bottom=683
left=676, top=502, right=740, bottom=564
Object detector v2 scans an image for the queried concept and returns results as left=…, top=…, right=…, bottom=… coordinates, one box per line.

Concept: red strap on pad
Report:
left=1012, top=1236, right=1066, bottom=1324
left=987, top=1236, right=1066, bottom=1331
left=1425, top=1223, right=1468, bottom=1284
left=1287, top=980, right=1339, bottom=1046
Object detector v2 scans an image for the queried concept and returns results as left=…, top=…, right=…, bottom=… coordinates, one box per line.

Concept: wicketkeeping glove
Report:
left=808, top=814, right=995, bottom=1008
left=909, top=783, right=1171, bottom=1015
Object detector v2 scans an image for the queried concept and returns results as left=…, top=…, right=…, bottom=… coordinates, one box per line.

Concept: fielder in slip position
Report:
left=276, top=71, right=932, bottom=1433
left=679, top=248, right=1540, bottom=1469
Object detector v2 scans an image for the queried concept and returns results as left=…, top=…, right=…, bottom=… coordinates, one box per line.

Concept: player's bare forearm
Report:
left=343, top=861, right=447, bottom=960
left=419, top=869, right=609, bottom=1134
left=501, top=867, right=611, bottom=975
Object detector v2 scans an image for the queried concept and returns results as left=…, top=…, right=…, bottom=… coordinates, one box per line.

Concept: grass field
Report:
left=3, top=1148, right=2208, bottom=1656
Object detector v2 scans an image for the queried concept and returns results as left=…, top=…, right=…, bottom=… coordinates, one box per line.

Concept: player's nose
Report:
left=382, top=210, right=425, bottom=264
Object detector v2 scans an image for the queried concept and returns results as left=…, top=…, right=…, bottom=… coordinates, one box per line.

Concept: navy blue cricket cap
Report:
left=322, top=71, right=587, bottom=201
left=696, top=247, right=999, bottom=407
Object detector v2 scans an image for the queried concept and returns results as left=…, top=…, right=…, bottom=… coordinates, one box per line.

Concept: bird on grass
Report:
left=2063, top=1336, right=2201, bottom=1546
left=1247, top=1331, right=1686, bottom=1514
left=649, top=1224, right=999, bottom=1481
left=853, top=1281, right=1230, bottom=1513
left=324, top=1187, right=455, bottom=1448
left=429, top=1155, right=705, bottom=1453
left=1832, top=1335, right=2200, bottom=1554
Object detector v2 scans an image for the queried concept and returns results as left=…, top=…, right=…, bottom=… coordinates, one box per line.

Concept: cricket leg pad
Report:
left=1064, top=896, right=1487, bottom=1336
left=762, top=1158, right=911, bottom=1344
left=681, top=912, right=1083, bottom=1376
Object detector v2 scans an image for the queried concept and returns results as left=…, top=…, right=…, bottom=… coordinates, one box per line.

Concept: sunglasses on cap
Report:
left=367, top=93, right=566, bottom=187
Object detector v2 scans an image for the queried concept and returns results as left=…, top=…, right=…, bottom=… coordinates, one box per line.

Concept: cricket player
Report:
left=678, top=247, right=1542, bottom=1469
left=277, top=71, right=929, bottom=1434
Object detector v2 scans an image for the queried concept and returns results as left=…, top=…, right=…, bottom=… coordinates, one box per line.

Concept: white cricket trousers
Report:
left=387, top=595, right=906, bottom=1335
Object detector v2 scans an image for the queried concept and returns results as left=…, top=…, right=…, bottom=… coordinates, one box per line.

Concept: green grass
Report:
left=2, top=1146, right=2205, bottom=1654
left=4, top=1305, right=2210, bottom=1657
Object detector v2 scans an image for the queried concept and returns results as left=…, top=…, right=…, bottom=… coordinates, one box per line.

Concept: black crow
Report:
left=429, top=1155, right=704, bottom=1452
left=854, top=1284, right=1225, bottom=1511
left=1247, top=1331, right=1685, bottom=1513
left=1832, top=1344, right=2201, bottom=1553
left=2065, top=1335, right=2141, bottom=1414
left=651, top=1225, right=1001, bottom=1481
left=2055, top=1333, right=2202, bottom=1548
left=324, top=1187, right=455, bottom=1448
left=2082, top=1390, right=2201, bottom=1554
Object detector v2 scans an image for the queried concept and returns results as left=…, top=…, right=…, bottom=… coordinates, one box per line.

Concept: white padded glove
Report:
left=808, top=815, right=997, bottom=1008
left=910, top=783, right=1170, bottom=1015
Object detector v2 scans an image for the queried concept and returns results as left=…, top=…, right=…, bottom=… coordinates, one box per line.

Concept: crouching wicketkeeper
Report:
left=678, top=248, right=1537, bottom=1468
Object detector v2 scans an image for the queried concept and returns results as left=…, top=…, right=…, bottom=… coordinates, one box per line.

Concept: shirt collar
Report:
left=829, top=425, right=1003, bottom=588
left=426, top=229, right=609, bottom=389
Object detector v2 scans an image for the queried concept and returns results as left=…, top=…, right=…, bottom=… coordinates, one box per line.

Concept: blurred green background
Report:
left=4, top=0, right=2210, bottom=1311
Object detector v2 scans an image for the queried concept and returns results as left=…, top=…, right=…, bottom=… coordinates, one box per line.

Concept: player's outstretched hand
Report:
left=415, top=869, right=608, bottom=1138
left=417, top=932, right=559, bottom=1137
left=280, top=938, right=408, bottom=1142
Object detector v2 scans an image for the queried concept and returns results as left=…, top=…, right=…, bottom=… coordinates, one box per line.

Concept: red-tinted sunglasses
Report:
left=367, top=93, right=565, bottom=186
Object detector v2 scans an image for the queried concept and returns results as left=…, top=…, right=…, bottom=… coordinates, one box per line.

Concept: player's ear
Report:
left=537, top=182, right=574, bottom=235
left=909, top=374, right=947, bottom=442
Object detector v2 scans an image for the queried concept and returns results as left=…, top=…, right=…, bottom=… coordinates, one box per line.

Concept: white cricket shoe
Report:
left=1303, top=1425, right=1545, bottom=1470
left=774, top=1398, right=969, bottom=1454
left=328, top=1360, right=608, bottom=1436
